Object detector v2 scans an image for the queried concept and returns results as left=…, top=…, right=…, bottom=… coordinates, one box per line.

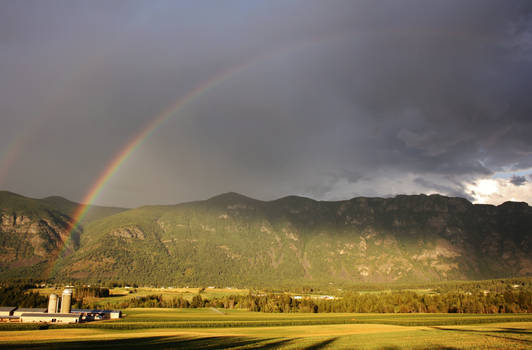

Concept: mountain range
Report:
left=0, top=190, right=530, bottom=287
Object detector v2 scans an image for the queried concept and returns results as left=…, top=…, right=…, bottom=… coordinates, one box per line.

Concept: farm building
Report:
left=0, top=316, right=19, bottom=322
left=0, top=288, right=121, bottom=323
left=71, top=309, right=121, bottom=321
left=20, top=313, right=80, bottom=324
left=0, top=307, right=16, bottom=316
left=13, top=308, right=47, bottom=317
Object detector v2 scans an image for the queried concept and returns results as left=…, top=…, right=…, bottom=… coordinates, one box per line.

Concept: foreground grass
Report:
left=0, top=309, right=530, bottom=349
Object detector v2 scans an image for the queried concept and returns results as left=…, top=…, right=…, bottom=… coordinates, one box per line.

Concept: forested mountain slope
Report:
left=49, top=192, right=532, bottom=286
left=0, top=191, right=126, bottom=279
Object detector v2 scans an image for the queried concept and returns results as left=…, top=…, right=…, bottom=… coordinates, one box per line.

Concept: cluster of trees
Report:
left=314, top=290, right=532, bottom=313
left=85, top=294, right=205, bottom=310
left=0, top=285, right=47, bottom=308
left=74, top=287, right=110, bottom=298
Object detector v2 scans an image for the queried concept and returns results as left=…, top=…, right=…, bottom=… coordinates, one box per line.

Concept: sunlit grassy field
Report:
left=0, top=308, right=530, bottom=349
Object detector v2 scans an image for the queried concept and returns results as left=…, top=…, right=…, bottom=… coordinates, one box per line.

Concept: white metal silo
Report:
left=60, top=289, right=73, bottom=314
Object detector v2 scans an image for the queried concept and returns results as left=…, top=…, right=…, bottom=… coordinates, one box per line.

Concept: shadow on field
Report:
left=431, top=326, right=532, bottom=346
left=0, top=336, right=294, bottom=350
left=433, top=326, right=531, bottom=335
left=300, top=336, right=338, bottom=349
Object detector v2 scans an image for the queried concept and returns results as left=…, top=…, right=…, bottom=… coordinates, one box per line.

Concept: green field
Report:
left=0, top=308, right=530, bottom=349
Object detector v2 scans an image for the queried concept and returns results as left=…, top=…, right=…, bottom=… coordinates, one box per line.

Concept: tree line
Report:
left=85, top=289, right=531, bottom=314
left=74, top=287, right=110, bottom=299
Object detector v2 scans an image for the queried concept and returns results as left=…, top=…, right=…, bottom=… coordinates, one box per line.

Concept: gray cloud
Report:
left=1, top=0, right=531, bottom=206
left=510, top=175, right=528, bottom=186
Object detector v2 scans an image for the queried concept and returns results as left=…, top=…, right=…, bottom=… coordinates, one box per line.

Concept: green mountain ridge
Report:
left=0, top=191, right=531, bottom=286
left=0, top=191, right=127, bottom=278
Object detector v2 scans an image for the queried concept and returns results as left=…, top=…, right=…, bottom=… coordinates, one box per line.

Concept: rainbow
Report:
left=63, top=65, right=247, bottom=237
left=62, top=53, right=276, bottom=240
left=62, top=38, right=332, bottom=240
left=47, top=34, right=349, bottom=278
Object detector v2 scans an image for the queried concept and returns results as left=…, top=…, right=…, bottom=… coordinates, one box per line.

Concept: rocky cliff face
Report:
left=0, top=191, right=121, bottom=278
left=0, top=213, right=72, bottom=270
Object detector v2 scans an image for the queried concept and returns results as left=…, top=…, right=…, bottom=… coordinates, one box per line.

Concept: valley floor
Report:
left=0, top=309, right=530, bottom=349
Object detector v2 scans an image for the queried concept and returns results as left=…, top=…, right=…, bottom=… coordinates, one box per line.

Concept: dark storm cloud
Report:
left=510, top=175, right=528, bottom=186
left=1, top=0, right=531, bottom=206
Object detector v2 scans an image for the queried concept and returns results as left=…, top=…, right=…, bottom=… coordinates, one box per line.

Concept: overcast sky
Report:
left=1, top=0, right=531, bottom=207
